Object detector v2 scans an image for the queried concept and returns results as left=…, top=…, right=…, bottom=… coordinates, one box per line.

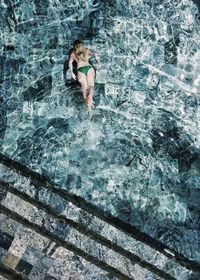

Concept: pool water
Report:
left=0, top=0, right=200, bottom=279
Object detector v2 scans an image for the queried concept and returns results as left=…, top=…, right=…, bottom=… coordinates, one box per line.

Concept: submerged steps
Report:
left=0, top=154, right=197, bottom=280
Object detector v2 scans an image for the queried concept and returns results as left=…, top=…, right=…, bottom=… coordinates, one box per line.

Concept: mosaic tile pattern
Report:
left=0, top=0, right=200, bottom=279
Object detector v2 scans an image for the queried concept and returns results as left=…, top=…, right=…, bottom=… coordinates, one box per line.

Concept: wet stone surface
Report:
left=0, top=0, right=200, bottom=279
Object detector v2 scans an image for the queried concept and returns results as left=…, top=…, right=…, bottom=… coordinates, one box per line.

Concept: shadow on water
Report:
left=151, top=108, right=200, bottom=170
left=115, top=193, right=200, bottom=252
left=4, top=0, right=199, bottom=277
left=192, top=0, right=200, bottom=17
left=188, top=272, right=200, bottom=280
left=130, top=109, right=200, bottom=260
left=0, top=97, right=7, bottom=203
left=0, top=98, right=7, bottom=148
left=0, top=151, right=199, bottom=275
left=22, top=75, right=53, bottom=102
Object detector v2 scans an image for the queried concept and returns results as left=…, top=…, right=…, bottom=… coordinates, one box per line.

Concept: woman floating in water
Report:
left=68, top=39, right=100, bottom=117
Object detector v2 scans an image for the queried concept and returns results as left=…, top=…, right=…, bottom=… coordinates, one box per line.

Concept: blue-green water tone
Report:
left=0, top=0, right=200, bottom=279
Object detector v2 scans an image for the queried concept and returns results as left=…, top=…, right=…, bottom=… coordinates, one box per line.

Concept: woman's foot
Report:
left=88, top=106, right=93, bottom=119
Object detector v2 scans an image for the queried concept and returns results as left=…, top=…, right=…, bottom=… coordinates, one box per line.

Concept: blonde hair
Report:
left=75, top=45, right=87, bottom=61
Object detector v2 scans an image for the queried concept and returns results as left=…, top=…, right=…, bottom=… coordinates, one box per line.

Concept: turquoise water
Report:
left=0, top=0, right=200, bottom=279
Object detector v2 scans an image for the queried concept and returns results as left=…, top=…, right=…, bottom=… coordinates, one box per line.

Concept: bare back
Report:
left=71, top=47, right=91, bottom=68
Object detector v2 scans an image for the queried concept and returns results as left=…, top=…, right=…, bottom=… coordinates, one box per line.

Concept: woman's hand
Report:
left=96, top=64, right=101, bottom=71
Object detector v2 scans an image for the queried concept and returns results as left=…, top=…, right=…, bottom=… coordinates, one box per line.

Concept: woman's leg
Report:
left=77, top=71, right=88, bottom=99
left=86, top=68, right=95, bottom=115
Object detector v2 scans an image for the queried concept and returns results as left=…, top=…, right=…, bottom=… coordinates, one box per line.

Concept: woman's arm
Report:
left=68, top=53, right=76, bottom=80
left=89, top=49, right=101, bottom=69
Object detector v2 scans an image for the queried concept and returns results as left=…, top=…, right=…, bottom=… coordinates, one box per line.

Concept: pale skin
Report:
left=68, top=43, right=100, bottom=116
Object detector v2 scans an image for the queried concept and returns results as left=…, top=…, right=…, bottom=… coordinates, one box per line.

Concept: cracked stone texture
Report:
left=0, top=0, right=200, bottom=279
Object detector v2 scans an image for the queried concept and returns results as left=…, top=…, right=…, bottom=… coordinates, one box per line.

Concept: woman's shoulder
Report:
left=69, top=50, right=76, bottom=59
left=72, top=50, right=76, bottom=56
